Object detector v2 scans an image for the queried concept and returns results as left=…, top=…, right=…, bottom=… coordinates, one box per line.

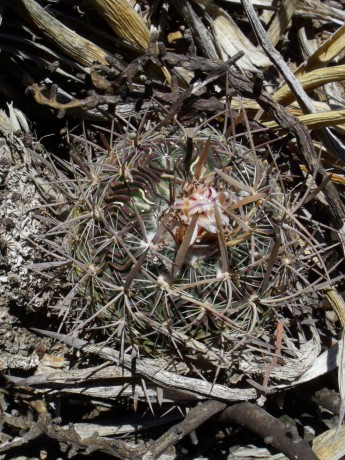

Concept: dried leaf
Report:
left=264, top=107, right=345, bottom=130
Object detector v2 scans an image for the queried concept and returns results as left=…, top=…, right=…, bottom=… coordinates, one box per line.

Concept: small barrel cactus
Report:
left=33, top=120, right=338, bottom=379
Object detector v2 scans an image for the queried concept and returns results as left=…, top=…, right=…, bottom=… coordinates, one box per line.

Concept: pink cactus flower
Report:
left=174, top=186, right=229, bottom=243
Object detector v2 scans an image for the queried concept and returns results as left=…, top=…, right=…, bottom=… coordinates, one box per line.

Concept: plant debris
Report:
left=1, top=1, right=345, bottom=459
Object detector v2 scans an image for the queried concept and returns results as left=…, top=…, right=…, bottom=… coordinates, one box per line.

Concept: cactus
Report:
left=32, top=119, right=338, bottom=378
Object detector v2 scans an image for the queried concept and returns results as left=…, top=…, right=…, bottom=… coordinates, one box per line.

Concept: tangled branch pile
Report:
left=1, top=0, right=345, bottom=458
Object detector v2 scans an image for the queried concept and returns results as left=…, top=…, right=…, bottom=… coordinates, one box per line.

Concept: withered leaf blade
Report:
left=90, top=0, right=151, bottom=51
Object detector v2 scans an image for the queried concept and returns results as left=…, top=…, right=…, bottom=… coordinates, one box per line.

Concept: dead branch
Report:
left=240, top=0, right=345, bottom=166
left=0, top=411, right=144, bottom=458
left=30, top=328, right=258, bottom=401
left=216, top=402, right=320, bottom=460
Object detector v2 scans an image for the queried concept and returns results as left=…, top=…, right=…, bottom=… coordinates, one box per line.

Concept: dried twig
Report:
left=160, top=51, right=244, bottom=126
left=142, top=400, right=227, bottom=460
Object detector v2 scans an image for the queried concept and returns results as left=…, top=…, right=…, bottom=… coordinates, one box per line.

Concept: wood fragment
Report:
left=10, top=0, right=111, bottom=67
left=312, top=425, right=345, bottom=460
left=325, top=288, right=345, bottom=327
left=274, top=65, right=345, bottom=106
left=222, top=0, right=345, bottom=24
left=264, top=107, right=345, bottom=131
left=31, top=328, right=258, bottom=401
left=265, top=0, right=299, bottom=47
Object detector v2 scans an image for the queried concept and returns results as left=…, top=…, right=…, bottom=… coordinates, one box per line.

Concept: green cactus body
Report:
left=42, top=127, right=331, bottom=371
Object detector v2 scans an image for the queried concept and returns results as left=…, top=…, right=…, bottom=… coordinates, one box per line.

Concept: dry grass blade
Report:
left=90, top=0, right=150, bottom=51
left=324, top=288, right=345, bottom=327
left=11, top=0, right=109, bottom=66
left=274, top=65, right=345, bottom=106
left=231, top=65, right=345, bottom=113
left=264, top=108, right=345, bottom=131
left=194, top=0, right=270, bottom=71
